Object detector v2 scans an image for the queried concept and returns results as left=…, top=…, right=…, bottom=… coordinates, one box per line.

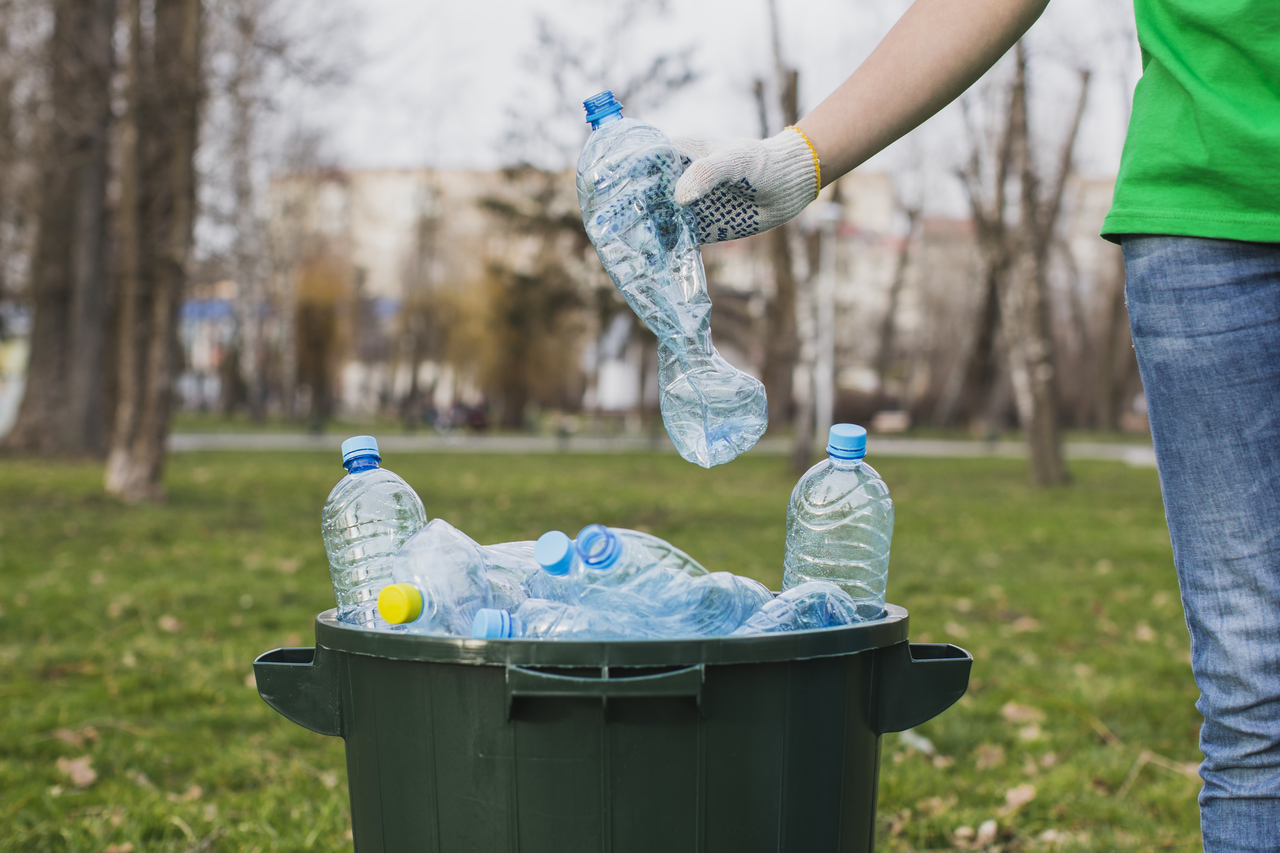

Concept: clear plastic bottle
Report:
left=376, top=518, right=494, bottom=636
left=321, top=436, right=428, bottom=626
left=732, top=581, right=865, bottom=635
left=652, top=569, right=775, bottom=636
left=783, top=424, right=893, bottom=621
left=481, top=541, right=576, bottom=611
left=576, top=90, right=768, bottom=468
left=534, top=526, right=772, bottom=637
left=472, top=599, right=661, bottom=641
left=572, top=524, right=708, bottom=590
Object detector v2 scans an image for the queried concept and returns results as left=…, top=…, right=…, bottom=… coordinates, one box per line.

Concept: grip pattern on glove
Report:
left=673, top=127, right=819, bottom=245
left=687, top=178, right=763, bottom=243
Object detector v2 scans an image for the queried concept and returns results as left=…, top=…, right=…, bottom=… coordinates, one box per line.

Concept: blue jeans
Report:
left=1123, top=236, right=1280, bottom=852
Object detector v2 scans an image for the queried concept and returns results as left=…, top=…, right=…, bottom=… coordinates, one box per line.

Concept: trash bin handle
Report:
left=505, top=663, right=705, bottom=718
left=872, top=641, right=972, bottom=734
left=253, top=646, right=342, bottom=737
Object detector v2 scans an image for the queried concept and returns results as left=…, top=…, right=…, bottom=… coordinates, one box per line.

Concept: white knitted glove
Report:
left=673, top=127, right=821, bottom=244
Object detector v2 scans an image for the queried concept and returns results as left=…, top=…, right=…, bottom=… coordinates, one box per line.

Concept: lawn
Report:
left=0, top=449, right=1200, bottom=851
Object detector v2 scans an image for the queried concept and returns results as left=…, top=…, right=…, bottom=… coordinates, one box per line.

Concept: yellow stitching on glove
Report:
left=787, top=125, right=822, bottom=196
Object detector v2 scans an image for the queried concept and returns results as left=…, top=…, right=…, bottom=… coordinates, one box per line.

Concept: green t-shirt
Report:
left=1101, top=0, right=1280, bottom=243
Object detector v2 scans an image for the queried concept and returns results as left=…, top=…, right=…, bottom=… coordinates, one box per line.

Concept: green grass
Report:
left=0, top=451, right=1199, bottom=851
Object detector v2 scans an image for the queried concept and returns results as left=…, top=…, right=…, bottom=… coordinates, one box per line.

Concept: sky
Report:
left=294, top=0, right=1140, bottom=217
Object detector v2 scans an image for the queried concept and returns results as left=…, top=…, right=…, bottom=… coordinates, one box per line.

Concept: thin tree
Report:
left=876, top=205, right=922, bottom=403
left=953, top=44, right=1088, bottom=484
left=105, top=0, right=203, bottom=500
left=479, top=166, right=589, bottom=429
left=1005, top=45, right=1089, bottom=485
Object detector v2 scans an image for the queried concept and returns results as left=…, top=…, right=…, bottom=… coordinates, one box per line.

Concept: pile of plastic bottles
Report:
left=316, top=89, right=900, bottom=642
left=321, top=428, right=893, bottom=641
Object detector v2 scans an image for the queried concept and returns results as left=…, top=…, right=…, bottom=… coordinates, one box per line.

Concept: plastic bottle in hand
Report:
left=321, top=436, right=428, bottom=626
left=576, top=90, right=767, bottom=468
left=732, top=581, right=864, bottom=635
left=784, top=424, right=893, bottom=621
left=376, top=518, right=494, bottom=636
left=472, top=599, right=660, bottom=641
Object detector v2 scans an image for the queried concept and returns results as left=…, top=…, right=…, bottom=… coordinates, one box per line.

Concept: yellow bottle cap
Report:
left=378, top=583, right=424, bottom=625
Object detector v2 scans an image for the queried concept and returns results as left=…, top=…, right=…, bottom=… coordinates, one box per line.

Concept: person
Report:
left=671, top=0, right=1280, bottom=849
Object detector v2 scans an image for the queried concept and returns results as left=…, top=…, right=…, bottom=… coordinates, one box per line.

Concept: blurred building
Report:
left=171, top=164, right=1133, bottom=432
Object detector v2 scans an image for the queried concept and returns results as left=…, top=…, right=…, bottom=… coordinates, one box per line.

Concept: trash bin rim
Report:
left=312, top=604, right=910, bottom=668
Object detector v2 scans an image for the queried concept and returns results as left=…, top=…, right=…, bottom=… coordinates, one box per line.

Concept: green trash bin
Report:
left=255, top=604, right=970, bottom=853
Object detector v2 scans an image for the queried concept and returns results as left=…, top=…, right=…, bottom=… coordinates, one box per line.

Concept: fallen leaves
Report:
left=952, top=818, right=999, bottom=850
left=53, top=727, right=99, bottom=748
left=917, top=794, right=957, bottom=818
left=998, top=783, right=1036, bottom=815
left=56, top=755, right=97, bottom=788
left=157, top=615, right=183, bottom=633
left=167, top=784, right=203, bottom=803
left=974, top=744, right=1006, bottom=771
left=1000, top=702, right=1045, bottom=725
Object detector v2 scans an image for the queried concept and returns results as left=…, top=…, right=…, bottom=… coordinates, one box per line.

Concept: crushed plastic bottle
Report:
left=376, top=518, right=494, bottom=636
left=732, top=581, right=865, bottom=635
left=569, top=524, right=709, bottom=591
left=532, top=525, right=772, bottom=637
left=472, top=598, right=661, bottom=641
left=481, top=541, right=577, bottom=612
left=321, top=436, right=428, bottom=626
left=577, top=90, right=767, bottom=468
left=783, top=424, right=893, bottom=621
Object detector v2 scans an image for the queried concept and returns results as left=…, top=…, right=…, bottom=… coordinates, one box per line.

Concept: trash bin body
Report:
left=255, top=605, right=970, bottom=853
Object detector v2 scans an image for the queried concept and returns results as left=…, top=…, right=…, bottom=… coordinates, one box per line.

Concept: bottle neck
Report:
left=576, top=525, right=621, bottom=570
left=828, top=454, right=864, bottom=470
left=591, top=112, right=623, bottom=131
left=345, top=456, right=381, bottom=474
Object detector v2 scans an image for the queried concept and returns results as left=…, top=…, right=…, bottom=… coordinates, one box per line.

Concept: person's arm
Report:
left=674, top=0, right=1050, bottom=243
left=798, top=0, right=1050, bottom=183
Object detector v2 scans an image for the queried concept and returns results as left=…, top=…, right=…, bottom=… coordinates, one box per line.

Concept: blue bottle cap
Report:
left=341, top=435, right=381, bottom=466
left=826, top=424, right=867, bottom=460
left=575, top=524, right=621, bottom=570
left=472, top=608, right=512, bottom=639
left=583, top=91, right=623, bottom=125
left=535, top=531, right=575, bottom=576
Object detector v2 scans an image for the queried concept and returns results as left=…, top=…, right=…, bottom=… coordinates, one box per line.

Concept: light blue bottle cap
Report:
left=583, top=91, right=623, bottom=124
left=575, top=524, right=621, bottom=570
left=826, top=424, right=867, bottom=460
left=341, top=435, right=381, bottom=466
left=535, top=531, right=575, bottom=576
left=472, top=608, right=512, bottom=639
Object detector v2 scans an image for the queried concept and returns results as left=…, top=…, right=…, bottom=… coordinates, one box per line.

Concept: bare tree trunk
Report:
left=225, top=0, right=267, bottom=421
left=106, top=0, right=202, bottom=501
left=753, top=73, right=800, bottom=434
left=1004, top=45, right=1088, bottom=486
left=951, top=85, right=1016, bottom=435
left=876, top=207, right=920, bottom=402
left=1095, top=245, right=1135, bottom=430
left=4, top=0, right=117, bottom=456
left=936, top=268, right=1002, bottom=430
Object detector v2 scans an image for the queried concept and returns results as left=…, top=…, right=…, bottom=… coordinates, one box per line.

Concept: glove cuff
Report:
left=754, top=128, right=821, bottom=228
left=783, top=126, right=822, bottom=194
